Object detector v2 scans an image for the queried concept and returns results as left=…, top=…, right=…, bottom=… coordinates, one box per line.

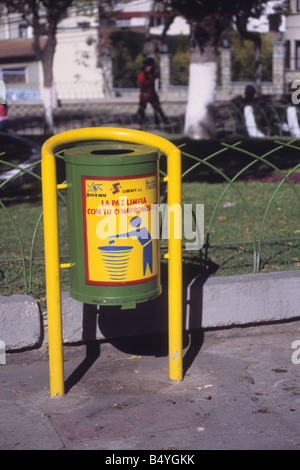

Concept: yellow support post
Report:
left=41, top=151, right=64, bottom=397
left=41, top=128, right=182, bottom=397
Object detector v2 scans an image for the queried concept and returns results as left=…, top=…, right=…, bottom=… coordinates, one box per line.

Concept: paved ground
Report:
left=1, top=320, right=300, bottom=451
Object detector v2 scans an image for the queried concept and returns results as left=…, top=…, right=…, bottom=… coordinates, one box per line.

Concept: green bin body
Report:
left=64, top=142, right=161, bottom=308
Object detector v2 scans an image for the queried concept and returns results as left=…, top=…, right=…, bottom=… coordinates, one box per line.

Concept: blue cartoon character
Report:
left=109, top=216, right=152, bottom=276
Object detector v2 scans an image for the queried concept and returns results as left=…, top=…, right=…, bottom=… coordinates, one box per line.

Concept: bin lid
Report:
left=63, top=142, right=159, bottom=166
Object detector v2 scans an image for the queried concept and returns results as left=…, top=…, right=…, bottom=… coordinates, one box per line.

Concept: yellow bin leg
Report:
left=41, top=152, right=64, bottom=397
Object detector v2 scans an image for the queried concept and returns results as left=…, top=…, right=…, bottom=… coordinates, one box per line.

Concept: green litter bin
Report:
left=63, top=141, right=161, bottom=309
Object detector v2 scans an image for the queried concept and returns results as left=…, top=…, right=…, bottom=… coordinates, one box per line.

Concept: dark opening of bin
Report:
left=91, top=149, right=135, bottom=155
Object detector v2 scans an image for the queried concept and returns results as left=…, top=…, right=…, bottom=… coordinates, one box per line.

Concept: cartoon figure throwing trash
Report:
left=109, top=216, right=152, bottom=276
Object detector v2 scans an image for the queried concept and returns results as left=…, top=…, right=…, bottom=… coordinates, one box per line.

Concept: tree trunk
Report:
left=4, top=0, right=74, bottom=133
left=184, top=16, right=230, bottom=139
left=254, top=42, right=262, bottom=97
left=32, top=30, right=57, bottom=133
left=184, top=43, right=217, bottom=139
left=40, top=34, right=57, bottom=133
left=42, top=85, right=56, bottom=133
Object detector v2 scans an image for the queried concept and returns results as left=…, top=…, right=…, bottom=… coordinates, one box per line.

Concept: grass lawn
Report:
left=1, top=178, right=300, bottom=299
left=180, top=180, right=300, bottom=277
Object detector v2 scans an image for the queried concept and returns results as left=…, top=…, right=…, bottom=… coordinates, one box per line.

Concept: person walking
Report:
left=135, top=58, right=168, bottom=128
left=0, top=103, right=8, bottom=132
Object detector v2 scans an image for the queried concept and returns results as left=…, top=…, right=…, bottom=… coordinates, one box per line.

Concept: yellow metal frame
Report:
left=41, top=127, right=182, bottom=397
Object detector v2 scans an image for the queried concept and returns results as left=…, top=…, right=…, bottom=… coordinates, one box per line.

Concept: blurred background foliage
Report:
left=109, top=28, right=273, bottom=89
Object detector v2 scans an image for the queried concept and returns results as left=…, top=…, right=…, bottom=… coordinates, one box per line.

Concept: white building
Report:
left=54, top=11, right=103, bottom=100
left=114, top=0, right=189, bottom=35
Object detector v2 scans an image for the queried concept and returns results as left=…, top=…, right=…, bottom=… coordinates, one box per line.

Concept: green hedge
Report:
left=109, top=31, right=190, bottom=88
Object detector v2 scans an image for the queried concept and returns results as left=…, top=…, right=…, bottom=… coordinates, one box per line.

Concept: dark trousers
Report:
left=0, top=120, right=8, bottom=133
left=136, top=96, right=167, bottom=126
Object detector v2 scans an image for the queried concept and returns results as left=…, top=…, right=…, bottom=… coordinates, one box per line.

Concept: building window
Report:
left=116, top=19, right=131, bottom=27
left=149, top=16, right=165, bottom=27
left=297, top=0, right=300, bottom=12
left=2, top=67, right=26, bottom=84
left=19, top=24, right=27, bottom=38
left=296, top=41, right=300, bottom=69
left=77, top=21, right=90, bottom=28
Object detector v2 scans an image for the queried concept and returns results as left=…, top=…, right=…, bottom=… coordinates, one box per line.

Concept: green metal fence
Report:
left=1, top=136, right=300, bottom=298
left=178, top=138, right=300, bottom=276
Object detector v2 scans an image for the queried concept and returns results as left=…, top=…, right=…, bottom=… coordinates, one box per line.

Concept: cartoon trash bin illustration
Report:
left=107, top=215, right=153, bottom=277
left=98, top=244, right=134, bottom=281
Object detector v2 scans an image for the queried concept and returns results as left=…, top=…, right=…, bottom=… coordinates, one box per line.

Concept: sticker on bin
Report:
left=82, top=173, right=159, bottom=285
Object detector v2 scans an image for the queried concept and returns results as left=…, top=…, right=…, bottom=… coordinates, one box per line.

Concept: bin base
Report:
left=69, top=285, right=162, bottom=309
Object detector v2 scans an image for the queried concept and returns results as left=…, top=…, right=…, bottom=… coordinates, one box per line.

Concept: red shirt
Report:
left=0, top=104, right=7, bottom=121
left=138, top=71, right=155, bottom=101
left=0, top=104, right=7, bottom=117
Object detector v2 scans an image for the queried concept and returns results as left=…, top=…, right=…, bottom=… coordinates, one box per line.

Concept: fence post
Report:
left=221, top=47, right=232, bottom=100
left=272, top=41, right=286, bottom=98
left=159, top=52, right=170, bottom=96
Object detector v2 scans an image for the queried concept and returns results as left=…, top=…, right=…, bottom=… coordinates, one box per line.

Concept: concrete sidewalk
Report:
left=1, top=320, right=300, bottom=450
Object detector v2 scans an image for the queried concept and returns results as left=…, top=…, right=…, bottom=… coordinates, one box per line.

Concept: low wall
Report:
left=1, top=269, right=299, bottom=350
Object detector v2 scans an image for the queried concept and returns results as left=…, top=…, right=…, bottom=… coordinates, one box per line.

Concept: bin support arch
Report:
left=42, top=127, right=182, bottom=397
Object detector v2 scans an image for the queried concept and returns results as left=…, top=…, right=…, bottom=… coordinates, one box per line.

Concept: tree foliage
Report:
left=232, top=34, right=273, bottom=82
left=219, top=29, right=273, bottom=83
left=109, top=30, right=145, bottom=88
left=157, top=0, right=271, bottom=49
left=158, top=0, right=270, bottom=21
left=155, top=0, right=275, bottom=137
